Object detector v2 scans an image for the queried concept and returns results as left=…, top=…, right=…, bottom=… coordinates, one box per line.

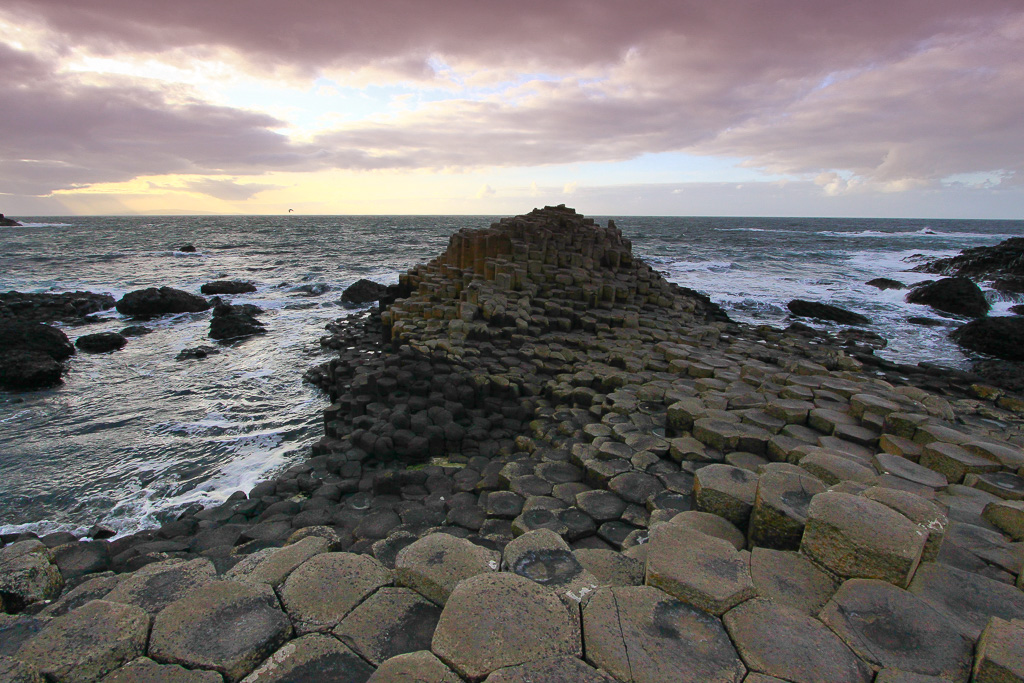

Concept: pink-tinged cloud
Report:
left=1, top=0, right=1023, bottom=197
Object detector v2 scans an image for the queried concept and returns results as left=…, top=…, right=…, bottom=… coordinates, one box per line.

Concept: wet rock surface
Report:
left=9, top=207, right=1024, bottom=682
left=0, top=291, right=116, bottom=325
left=115, top=287, right=210, bottom=318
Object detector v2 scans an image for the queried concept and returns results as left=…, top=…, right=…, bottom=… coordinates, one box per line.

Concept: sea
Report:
left=1, top=214, right=1022, bottom=539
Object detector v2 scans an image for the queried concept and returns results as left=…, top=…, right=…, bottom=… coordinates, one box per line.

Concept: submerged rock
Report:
left=75, top=332, right=127, bottom=353
left=951, top=316, right=1024, bottom=361
left=0, top=321, right=75, bottom=389
left=115, top=287, right=210, bottom=318
left=906, top=277, right=990, bottom=317
left=176, top=345, right=221, bottom=360
left=866, top=277, right=906, bottom=290
left=201, top=280, right=257, bottom=295
left=787, top=300, right=870, bottom=325
left=290, top=283, right=330, bottom=297
left=209, top=303, right=266, bottom=341
left=341, top=278, right=387, bottom=306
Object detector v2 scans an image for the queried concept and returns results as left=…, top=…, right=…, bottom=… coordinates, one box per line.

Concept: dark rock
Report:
left=866, top=278, right=906, bottom=290
left=0, top=291, right=115, bottom=324
left=341, top=279, right=387, bottom=306
left=51, top=540, right=111, bottom=580
left=0, top=349, right=64, bottom=389
left=787, top=300, right=870, bottom=325
left=201, top=280, right=257, bottom=295
left=118, top=325, right=152, bottom=337
left=240, top=633, right=373, bottom=683
left=335, top=586, right=442, bottom=665
left=179, top=244, right=197, bottom=252
left=209, top=303, right=266, bottom=341
left=116, top=287, right=210, bottom=318
left=176, top=345, right=221, bottom=360
left=906, top=277, right=989, bottom=317
left=0, top=321, right=75, bottom=361
left=907, top=316, right=945, bottom=326
left=913, top=236, right=1024, bottom=279
left=290, top=283, right=330, bottom=297
left=951, top=316, right=1024, bottom=361
left=0, top=213, right=21, bottom=227
left=1011, top=304, right=1024, bottom=315
left=75, top=332, right=127, bottom=353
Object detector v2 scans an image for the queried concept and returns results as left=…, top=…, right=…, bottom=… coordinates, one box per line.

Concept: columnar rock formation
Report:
left=3, top=207, right=1024, bottom=682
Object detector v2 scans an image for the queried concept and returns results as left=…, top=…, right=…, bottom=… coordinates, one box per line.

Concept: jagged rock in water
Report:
left=75, top=332, right=127, bottom=353
left=115, top=287, right=210, bottom=318
left=341, top=278, right=387, bottom=305
left=0, top=291, right=116, bottom=325
left=906, top=277, right=990, bottom=317
left=951, top=316, right=1024, bottom=361
left=200, top=280, right=257, bottom=295
left=0, top=321, right=75, bottom=389
left=913, top=236, right=1024, bottom=279
left=0, top=213, right=21, bottom=227
left=787, top=300, right=870, bottom=325
left=209, top=303, right=266, bottom=341
left=866, top=278, right=906, bottom=290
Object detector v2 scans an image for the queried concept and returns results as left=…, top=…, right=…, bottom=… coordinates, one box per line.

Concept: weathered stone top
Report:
left=4, top=207, right=1024, bottom=682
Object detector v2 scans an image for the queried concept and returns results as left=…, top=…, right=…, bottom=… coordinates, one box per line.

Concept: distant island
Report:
left=0, top=213, right=22, bottom=226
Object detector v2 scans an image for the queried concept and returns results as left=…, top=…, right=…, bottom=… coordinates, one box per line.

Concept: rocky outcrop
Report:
left=75, top=332, right=127, bottom=353
left=7, top=207, right=1024, bottom=682
left=866, top=278, right=906, bottom=290
left=115, top=287, right=211, bottom=318
left=0, top=291, right=116, bottom=325
left=787, top=299, right=870, bottom=325
left=0, top=213, right=21, bottom=227
left=906, top=277, right=990, bottom=317
left=0, top=321, right=75, bottom=389
left=200, top=281, right=257, bottom=295
left=209, top=303, right=266, bottom=341
left=341, top=279, right=387, bottom=306
left=914, top=236, right=1024, bottom=280
left=951, top=316, right=1024, bottom=361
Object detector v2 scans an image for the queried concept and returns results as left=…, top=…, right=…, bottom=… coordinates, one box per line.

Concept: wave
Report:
left=5, top=222, right=75, bottom=228
left=816, top=228, right=1018, bottom=239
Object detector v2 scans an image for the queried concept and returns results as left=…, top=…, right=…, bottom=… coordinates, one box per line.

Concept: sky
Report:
left=1, top=1, right=1023, bottom=217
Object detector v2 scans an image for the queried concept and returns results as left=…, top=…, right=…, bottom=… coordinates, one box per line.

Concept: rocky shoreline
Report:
left=2, top=206, right=1024, bottom=682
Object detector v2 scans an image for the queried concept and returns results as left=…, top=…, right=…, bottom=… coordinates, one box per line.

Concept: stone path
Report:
left=3, top=206, right=1024, bottom=682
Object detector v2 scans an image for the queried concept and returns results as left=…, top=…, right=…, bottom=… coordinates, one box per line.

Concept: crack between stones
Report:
left=610, top=590, right=634, bottom=683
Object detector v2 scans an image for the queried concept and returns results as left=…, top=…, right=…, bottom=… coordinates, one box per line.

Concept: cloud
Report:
left=178, top=178, right=284, bottom=201
left=563, top=182, right=579, bottom=195
left=1, top=1, right=1023, bottom=201
left=475, top=183, right=495, bottom=199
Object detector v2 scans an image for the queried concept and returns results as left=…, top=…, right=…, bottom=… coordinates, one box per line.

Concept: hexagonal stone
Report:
left=39, top=574, right=119, bottom=618
left=50, top=541, right=111, bottom=581
left=0, top=540, right=64, bottom=612
left=485, top=492, right=525, bottom=519
left=582, top=585, right=746, bottom=683
left=749, top=547, right=838, bottom=615
left=574, top=490, right=626, bottom=522
left=861, top=487, right=949, bottom=562
left=101, top=657, right=222, bottom=682
left=799, top=451, right=877, bottom=486
left=693, top=464, right=759, bottom=527
left=872, top=452, right=947, bottom=489
left=502, top=529, right=601, bottom=606
left=723, top=597, right=871, bottom=683
left=982, top=500, right=1024, bottom=540
left=431, top=573, right=581, bottom=681
left=920, top=442, right=1000, bottom=484
left=335, top=587, right=441, bottom=666
left=484, top=655, right=617, bottom=682
left=748, top=469, right=826, bottom=550
left=801, top=492, right=927, bottom=587
left=15, top=600, right=149, bottom=683
left=645, top=523, right=755, bottom=616
left=666, top=510, right=745, bottom=550
left=395, top=533, right=499, bottom=606
left=237, top=633, right=372, bottom=683
left=574, top=549, right=644, bottom=587
left=104, top=558, right=216, bottom=614
left=510, top=509, right=569, bottom=537
left=0, top=657, right=43, bottom=683
left=226, top=536, right=331, bottom=587
left=972, top=617, right=1024, bottom=683
left=765, top=398, right=815, bottom=424
left=367, top=651, right=460, bottom=683
left=967, top=471, right=1024, bottom=501
left=963, top=440, right=1024, bottom=469
left=608, top=472, right=663, bottom=505
left=693, top=418, right=770, bottom=455
left=667, top=398, right=706, bottom=433
left=819, top=579, right=972, bottom=680
left=149, top=581, right=291, bottom=682
left=279, top=552, right=391, bottom=634
left=908, top=562, right=1024, bottom=640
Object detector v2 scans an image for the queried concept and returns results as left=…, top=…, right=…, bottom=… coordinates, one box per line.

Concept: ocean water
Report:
left=1, top=214, right=1021, bottom=538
